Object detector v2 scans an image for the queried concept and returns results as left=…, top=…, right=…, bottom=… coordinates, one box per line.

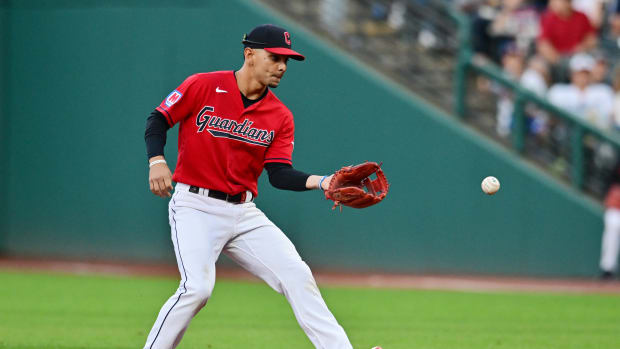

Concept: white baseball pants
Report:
left=144, top=183, right=352, bottom=349
left=600, top=208, right=620, bottom=272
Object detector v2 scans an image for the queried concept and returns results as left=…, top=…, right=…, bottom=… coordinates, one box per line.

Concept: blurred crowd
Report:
left=265, top=0, right=620, bottom=278
left=460, top=0, right=620, bottom=136
left=460, top=0, right=620, bottom=279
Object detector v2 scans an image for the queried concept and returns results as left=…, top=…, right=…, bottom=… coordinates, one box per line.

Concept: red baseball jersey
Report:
left=156, top=71, right=295, bottom=197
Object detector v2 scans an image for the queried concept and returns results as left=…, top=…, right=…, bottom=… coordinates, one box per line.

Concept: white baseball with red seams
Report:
left=481, top=176, right=500, bottom=195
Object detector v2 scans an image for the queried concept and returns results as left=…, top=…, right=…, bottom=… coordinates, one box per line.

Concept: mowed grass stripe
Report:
left=0, top=270, right=619, bottom=349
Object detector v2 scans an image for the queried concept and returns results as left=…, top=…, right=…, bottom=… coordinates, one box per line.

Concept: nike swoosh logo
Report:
left=216, top=87, right=227, bottom=93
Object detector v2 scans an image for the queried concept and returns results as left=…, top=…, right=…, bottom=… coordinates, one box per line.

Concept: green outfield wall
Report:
left=0, top=0, right=606, bottom=277
left=1, top=2, right=8, bottom=252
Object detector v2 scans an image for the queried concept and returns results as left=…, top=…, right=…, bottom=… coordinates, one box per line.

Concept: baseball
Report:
left=481, top=176, right=500, bottom=195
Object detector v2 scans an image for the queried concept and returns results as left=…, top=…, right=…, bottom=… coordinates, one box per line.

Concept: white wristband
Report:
left=318, top=175, right=328, bottom=191
left=149, top=159, right=166, bottom=168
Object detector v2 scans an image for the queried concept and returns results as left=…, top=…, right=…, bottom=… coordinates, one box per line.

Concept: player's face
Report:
left=253, top=49, right=289, bottom=88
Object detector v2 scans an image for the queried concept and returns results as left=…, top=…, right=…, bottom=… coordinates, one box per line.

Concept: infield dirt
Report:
left=1, top=256, right=619, bottom=294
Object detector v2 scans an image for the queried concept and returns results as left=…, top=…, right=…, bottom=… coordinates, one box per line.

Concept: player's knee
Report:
left=281, top=263, right=317, bottom=291
left=184, top=283, right=212, bottom=306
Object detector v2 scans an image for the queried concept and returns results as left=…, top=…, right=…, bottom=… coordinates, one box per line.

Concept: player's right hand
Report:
left=149, top=161, right=174, bottom=198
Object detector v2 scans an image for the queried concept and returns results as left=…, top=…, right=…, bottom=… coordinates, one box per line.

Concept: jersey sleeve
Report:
left=156, top=74, right=201, bottom=127
left=264, top=113, right=295, bottom=165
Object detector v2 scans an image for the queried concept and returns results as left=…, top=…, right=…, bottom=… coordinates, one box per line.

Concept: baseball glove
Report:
left=324, top=161, right=389, bottom=210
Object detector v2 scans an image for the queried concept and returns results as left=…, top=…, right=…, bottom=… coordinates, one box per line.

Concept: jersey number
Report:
left=196, top=106, right=215, bottom=132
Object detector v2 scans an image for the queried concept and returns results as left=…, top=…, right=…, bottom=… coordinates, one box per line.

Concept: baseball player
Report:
left=600, top=158, right=620, bottom=280
left=143, top=24, right=379, bottom=349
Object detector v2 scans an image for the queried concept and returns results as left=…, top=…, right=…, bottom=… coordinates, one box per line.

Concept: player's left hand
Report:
left=324, top=161, right=389, bottom=210
left=320, top=175, right=333, bottom=191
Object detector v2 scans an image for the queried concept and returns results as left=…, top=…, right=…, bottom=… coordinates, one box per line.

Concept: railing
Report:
left=451, top=9, right=620, bottom=196
left=261, top=0, right=618, bottom=199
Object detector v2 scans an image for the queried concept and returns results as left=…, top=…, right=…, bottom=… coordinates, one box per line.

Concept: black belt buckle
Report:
left=209, top=189, right=244, bottom=203
left=227, top=192, right=244, bottom=203
left=189, top=185, right=248, bottom=204
left=207, top=189, right=227, bottom=201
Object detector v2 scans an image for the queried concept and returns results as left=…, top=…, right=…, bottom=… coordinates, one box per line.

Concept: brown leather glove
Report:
left=324, top=162, right=389, bottom=210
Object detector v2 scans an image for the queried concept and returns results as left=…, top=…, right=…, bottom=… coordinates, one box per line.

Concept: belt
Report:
left=188, top=185, right=253, bottom=204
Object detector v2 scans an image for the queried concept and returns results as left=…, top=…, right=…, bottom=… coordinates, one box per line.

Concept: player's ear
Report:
left=244, top=47, right=254, bottom=66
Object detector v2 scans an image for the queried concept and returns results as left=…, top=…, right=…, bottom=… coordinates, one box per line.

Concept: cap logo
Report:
left=283, top=32, right=291, bottom=46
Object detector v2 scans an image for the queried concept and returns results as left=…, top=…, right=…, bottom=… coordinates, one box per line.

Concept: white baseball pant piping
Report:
left=144, top=183, right=352, bottom=349
left=600, top=208, right=620, bottom=272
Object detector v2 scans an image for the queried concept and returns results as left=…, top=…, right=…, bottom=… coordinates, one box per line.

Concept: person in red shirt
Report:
left=142, top=24, right=378, bottom=349
left=537, top=0, right=597, bottom=64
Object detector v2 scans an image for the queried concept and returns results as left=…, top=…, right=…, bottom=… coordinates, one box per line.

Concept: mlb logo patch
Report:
left=165, top=90, right=182, bottom=107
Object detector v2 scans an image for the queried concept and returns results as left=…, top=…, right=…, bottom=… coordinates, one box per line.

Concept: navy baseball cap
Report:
left=242, top=24, right=305, bottom=61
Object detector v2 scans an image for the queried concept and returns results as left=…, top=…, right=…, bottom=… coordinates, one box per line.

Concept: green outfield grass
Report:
left=0, top=270, right=619, bottom=349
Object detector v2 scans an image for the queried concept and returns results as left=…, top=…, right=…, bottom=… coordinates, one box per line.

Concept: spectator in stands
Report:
left=319, top=0, right=349, bottom=39
left=572, top=0, right=606, bottom=29
left=496, top=47, right=526, bottom=136
left=521, top=55, right=551, bottom=134
left=496, top=48, right=550, bottom=136
left=600, top=1, right=620, bottom=62
left=613, top=0, right=620, bottom=35
left=537, top=0, right=597, bottom=65
left=467, top=0, right=539, bottom=63
left=468, top=0, right=504, bottom=62
left=522, top=55, right=551, bottom=97
left=547, top=53, right=614, bottom=130
left=611, top=0, right=620, bottom=39
left=489, top=0, right=540, bottom=55
left=532, top=0, right=548, bottom=12
left=591, top=52, right=611, bottom=85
